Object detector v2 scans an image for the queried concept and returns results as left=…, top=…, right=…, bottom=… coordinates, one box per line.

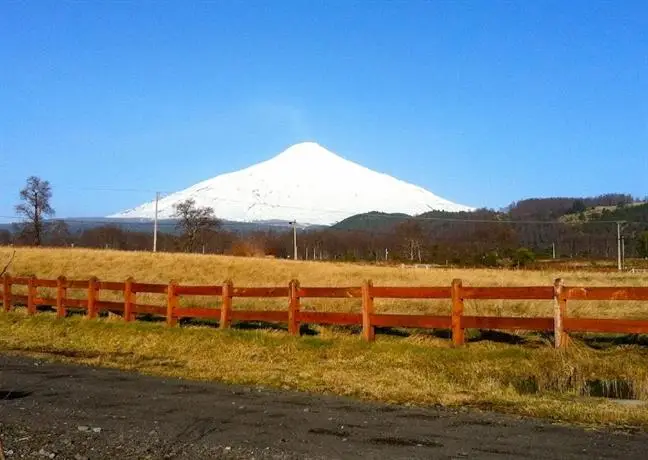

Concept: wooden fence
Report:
left=2, top=273, right=648, bottom=348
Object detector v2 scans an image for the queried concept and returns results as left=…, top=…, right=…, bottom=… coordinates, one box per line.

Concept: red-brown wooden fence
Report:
left=2, top=273, right=648, bottom=348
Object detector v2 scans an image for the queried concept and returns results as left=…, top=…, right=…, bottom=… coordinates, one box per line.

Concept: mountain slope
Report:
left=333, top=212, right=411, bottom=231
left=109, top=142, right=473, bottom=226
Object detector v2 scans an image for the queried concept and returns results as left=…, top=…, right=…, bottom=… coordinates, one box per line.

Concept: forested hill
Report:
left=579, top=202, right=648, bottom=223
left=328, top=194, right=648, bottom=264
left=333, top=212, right=410, bottom=232
left=333, top=194, right=644, bottom=230
left=506, top=194, right=637, bottom=221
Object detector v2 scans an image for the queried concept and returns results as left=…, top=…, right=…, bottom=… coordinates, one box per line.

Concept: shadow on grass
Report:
left=466, top=330, right=551, bottom=347
left=179, top=318, right=291, bottom=334
left=173, top=318, right=348, bottom=337
left=178, top=317, right=219, bottom=328
left=232, top=321, right=287, bottom=333
left=299, top=324, right=318, bottom=336
left=371, top=327, right=534, bottom=344
left=370, top=327, right=549, bottom=346
left=468, top=330, right=527, bottom=345
left=375, top=327, right=410, bottom=338
left=19, top=307, right=648, bottom=352
left=577, top=333, right=648, bottom=350
left=133, top=314, right=166, bottom=323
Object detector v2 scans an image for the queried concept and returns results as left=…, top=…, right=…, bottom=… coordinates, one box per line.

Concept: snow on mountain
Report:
left=108, top=142, right=474, bottom=226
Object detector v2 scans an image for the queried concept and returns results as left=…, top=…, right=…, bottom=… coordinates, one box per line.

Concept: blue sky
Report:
left=1, top=1, right=647, bottom=222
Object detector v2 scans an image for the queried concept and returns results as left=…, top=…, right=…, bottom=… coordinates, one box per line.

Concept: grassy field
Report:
left=1, top=311, right=648, bottom=427
left=2, top=246, right=648, bottom=318
left=2, top=247, right=648, bottom=426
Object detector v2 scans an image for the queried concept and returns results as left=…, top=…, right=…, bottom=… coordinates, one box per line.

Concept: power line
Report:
left=0, top=216, right=179, bottom=228
left=50, top=184, right=176, bottom=194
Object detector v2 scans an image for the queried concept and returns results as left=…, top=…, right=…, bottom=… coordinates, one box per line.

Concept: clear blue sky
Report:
left=1, top=1, right=647, bottom=222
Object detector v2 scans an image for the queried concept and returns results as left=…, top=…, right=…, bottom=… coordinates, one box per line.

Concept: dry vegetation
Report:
left=1, top=312, right=648, bottom=427
left=2, top=246, right=648, bottom=318
left=6, top=247, right=648, bottom=286
left=2, top=247, right=648, bottom=426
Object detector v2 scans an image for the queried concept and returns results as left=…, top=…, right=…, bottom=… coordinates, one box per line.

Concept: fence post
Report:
left=166, top=280, right=178, bottom=327
left=220, top=280, right=233, bottom=329
left=451, top=279, right=464, bottom=346
left=2, top=273, right=11, bottom=312
left=124, top=277, right=135, bottom=322
left=56, top=276, right=67, bottom=319
left=288, top=279, right=301, bottom=336
left=27, top=275, right=37, bottom=315
left=87, top=276, right=99, bottom=319
left=553, top=278, right=568, bottom=348
left=362, top=280, right=375, bottom=342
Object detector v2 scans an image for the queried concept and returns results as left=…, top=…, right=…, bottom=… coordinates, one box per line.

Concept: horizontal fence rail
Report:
left=2, top=273, right=648, bottom=348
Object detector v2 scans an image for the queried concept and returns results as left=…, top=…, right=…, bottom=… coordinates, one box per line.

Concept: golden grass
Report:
left=2, top=246, right=648, bottom=318
left=5, top=246, right=648, bottom=286
left=1, top=312, right=648, bottom=427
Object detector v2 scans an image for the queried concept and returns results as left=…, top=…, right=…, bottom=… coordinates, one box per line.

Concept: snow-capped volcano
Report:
left=109, top=142, right=473, bottom=225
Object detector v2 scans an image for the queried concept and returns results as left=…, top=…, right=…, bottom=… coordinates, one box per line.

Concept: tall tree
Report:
left=395, top=220, right=425, bottom=262
left=15, top=176, right=54, bottom=246
left=46, top=220, right=72, bottom=247
left=173, top=199, right=221, bottom=252
left=637, top=231, right=648, bottom=259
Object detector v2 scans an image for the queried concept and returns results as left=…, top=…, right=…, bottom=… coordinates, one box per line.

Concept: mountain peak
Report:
left=282, top=141, right=325, bottom=151
left=272, top=142, right=342, bottom=162
left=109, top=143, right=473, bottom=225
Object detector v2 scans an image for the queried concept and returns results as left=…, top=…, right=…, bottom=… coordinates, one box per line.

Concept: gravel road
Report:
left=0, top=354, right=647, bottom=459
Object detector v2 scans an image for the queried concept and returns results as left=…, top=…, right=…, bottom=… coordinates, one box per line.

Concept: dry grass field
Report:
left=2, top=246, right=648, bottom=318
left=2, top=247, right=648, bottom=426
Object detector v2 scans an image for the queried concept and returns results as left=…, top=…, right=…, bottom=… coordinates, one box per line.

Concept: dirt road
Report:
left=0, top=354, right=646, bottom=459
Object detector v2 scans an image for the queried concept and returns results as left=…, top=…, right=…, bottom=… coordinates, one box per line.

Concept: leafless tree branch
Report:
left=0, top=249, right=16, bottom=277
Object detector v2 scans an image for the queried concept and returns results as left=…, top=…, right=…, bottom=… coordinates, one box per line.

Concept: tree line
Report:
left=3, top=176, right=648, bottom=267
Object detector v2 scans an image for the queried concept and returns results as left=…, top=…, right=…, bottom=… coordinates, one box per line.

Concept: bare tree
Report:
left=173, top=199, right=221, bottom=252
left=46, top=220, right=72, bottom=246
left=15, top=176, right=54, bottom=246
left=396, top=220, right=424, bottom=262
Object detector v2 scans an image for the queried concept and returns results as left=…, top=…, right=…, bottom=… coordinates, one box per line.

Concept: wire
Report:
left=51, top=186, right=169, bottom=194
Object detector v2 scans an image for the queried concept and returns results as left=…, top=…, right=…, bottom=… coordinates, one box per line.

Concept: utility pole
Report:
left=552, top=242, right=556, bottom=260
left=153, top=192, right=160, bottom=253
left=617, top=221, right=623, bottom=271
left=622, top=236, right=626, bottom=271
left=289, top=221, right=298, bottom=260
